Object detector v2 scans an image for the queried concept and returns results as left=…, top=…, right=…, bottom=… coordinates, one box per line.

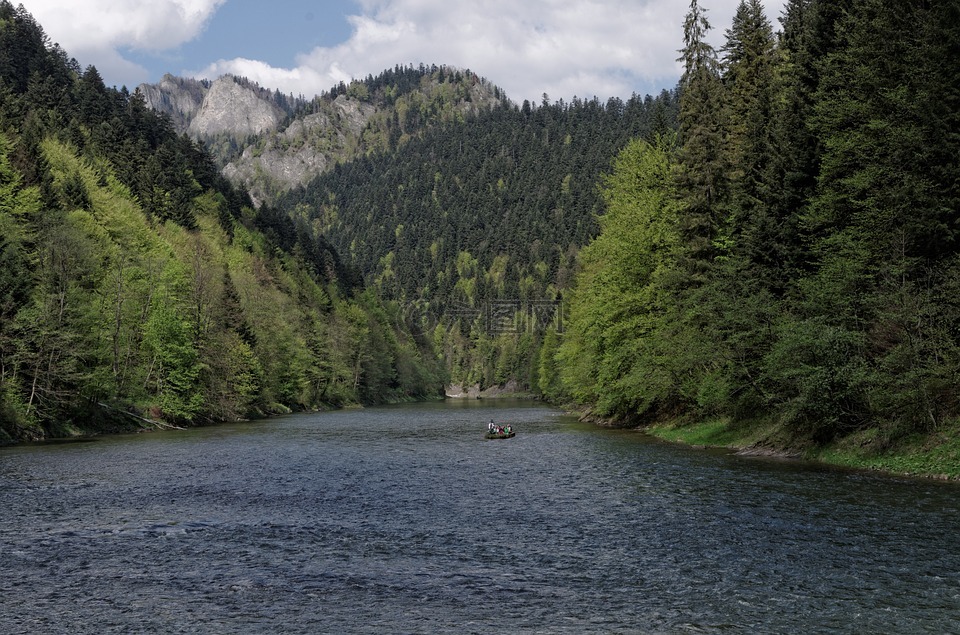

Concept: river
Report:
left=1, top=400, right=959, bottom=634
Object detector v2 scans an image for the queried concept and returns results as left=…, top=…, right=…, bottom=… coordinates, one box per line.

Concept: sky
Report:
left=18, top=0, right=788, bottom=105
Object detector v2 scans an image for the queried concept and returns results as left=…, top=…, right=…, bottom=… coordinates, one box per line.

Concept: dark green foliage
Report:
left=277, top=89, right=678, bottom=389
left=674, top=0, right=727, bottom=274
left=556, top=0, right=960, bottom=447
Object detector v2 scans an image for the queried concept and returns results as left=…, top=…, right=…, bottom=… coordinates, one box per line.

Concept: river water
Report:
left=1, top=400, right=959, bottom=634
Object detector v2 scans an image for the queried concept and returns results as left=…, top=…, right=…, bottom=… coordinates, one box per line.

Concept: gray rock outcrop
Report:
left=137, top=74, right=283, bottom=138
left=188, top=78, right=283, bottom=138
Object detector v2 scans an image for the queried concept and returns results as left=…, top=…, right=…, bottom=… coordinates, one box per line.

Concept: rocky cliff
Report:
left=188, top=77, right=284, bottom=138
left=221, top=96, right=376, bottom=206
left=138, top=74, right=286, bottom=138
left=137, top=74, right=207, bottom=132
left=139, top=66, right=507, bottom=206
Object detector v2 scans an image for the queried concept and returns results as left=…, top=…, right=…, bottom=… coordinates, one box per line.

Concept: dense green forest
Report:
left=278, top=87, right=678, bottom=390
left=558, top=0, right=960, bottom=448
left=0, top=2, right=443, bottom=443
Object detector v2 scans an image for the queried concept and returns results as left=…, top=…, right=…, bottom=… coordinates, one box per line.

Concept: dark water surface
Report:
left=2, top=400, right=959, bottom=634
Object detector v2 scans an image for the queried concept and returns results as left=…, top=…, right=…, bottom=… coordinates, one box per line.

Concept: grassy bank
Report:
left=645, top=417, right=960, bottom=480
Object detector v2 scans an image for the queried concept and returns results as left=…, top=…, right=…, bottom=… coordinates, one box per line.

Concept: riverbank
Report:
left=445, top=380, right=538, bottom=400
left=0, top=397, right=383, bottom=446
left=645, top=416, right=960, bottom=481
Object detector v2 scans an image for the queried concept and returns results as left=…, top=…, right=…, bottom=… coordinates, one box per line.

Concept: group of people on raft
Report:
left=488, top=420, right=512, bottom=435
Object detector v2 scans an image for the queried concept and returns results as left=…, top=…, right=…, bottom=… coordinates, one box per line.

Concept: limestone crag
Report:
left=332, top=94, right=376, bottom=138
left=222, top=97, right=376, bottom=206
left=137, top=74, right=207, bottom=133
left=188, top=77, right=283, bottom=138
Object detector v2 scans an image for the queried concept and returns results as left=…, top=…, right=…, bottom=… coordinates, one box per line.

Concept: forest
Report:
left=0, top=2, right=443, bottom=443
left=556, top=0, right=960, bottom=448
left=287, top=0, right=960, bottom=452
left=2, top=0, right=959, bottom=456
left=278, top=85, right=678, bottom=391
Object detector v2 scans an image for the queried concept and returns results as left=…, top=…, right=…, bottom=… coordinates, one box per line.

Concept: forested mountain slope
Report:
left=142, top=58, right=678, bottom=394
left=278, top=90, right=678, bottom=390
left=0, top=2, right=442, bottom=443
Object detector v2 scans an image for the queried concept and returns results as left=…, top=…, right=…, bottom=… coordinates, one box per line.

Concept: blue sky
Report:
left=19, top=0, right=787, bottom=104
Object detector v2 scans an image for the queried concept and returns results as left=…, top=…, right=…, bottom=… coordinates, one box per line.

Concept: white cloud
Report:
left=195, top=0, right=786, bottom=104
left=18, top=0, right=225, bottom=86
left=19, top=0, right=788, bottom=101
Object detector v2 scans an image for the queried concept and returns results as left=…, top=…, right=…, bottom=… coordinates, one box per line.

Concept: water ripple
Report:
left=2, top=401, right=959, bottom=634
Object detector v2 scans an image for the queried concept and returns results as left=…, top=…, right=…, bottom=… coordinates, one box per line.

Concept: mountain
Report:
left=140, top=63, right=679, bottom=393
left=277, top=91, right=679, bottom=390
left=139, top=65, right=508, bottom=206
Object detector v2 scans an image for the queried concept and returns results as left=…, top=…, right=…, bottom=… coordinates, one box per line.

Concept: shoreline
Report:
left=638, top=416, right=960, bottom=482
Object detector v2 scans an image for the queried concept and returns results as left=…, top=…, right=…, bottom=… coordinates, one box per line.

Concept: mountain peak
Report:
left=139, top=65, right=508, bottom=206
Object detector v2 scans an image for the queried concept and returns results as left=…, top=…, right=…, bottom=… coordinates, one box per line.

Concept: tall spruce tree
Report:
left=675, top=0, right=726, bottom=275
left=682, top=0, right=781, bottom=421
left=721, top=0, right=776, bottom=266
left=761, top=0, right=817, bottom=292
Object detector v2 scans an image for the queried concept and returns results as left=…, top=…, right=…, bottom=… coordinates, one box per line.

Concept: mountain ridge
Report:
left=138, top=65, right=508, bottom=206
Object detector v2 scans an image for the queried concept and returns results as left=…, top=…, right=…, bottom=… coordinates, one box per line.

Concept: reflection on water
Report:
left=1, top=400, right=959, bottom=634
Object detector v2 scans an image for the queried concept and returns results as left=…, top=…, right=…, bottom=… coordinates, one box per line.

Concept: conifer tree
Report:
left=797, top=0, right=960, bottom=434
left=675, top=0, right=726, bottom=273
left=721, top=0, right=776, bottom=266
left=761, top=0, right=816, bottom=291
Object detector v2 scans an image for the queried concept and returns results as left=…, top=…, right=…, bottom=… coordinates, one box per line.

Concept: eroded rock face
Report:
left=188, top=78, right=283, bottom=138
left=137, top=74, right=283, bottom=138
left=137, top=74, right=207, bottom=133
left=222, top=98, right=378, bottom=205
left=332, top=94, right=375, bottom=137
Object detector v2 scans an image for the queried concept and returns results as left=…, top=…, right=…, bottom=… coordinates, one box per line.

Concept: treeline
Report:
left=323, top=63, right=502, bottom=107
left=0, top=2, right=442, bottom=442
left=555, top=0, right=960, bottom=446
left=278, top=88, right=678, bottom=388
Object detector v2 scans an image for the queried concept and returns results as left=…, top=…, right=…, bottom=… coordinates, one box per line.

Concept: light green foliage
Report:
left=536, top=327, right=563, bottom=402
left=143, top=289, right=204, bottom=421
left=557, top=136, right=681, bottom=420
left=0, top=6, right=448, bottom=441
left=346, top=81, right=370, bottom=102
left=1, top=129, right=442, bottom=437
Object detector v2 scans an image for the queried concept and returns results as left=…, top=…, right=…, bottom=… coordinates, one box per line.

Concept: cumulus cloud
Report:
left=195, top=0, right=786, bottom=103
left=20, top=0, right=787, bottom=102
left=19, top=0, right=224, bottom=85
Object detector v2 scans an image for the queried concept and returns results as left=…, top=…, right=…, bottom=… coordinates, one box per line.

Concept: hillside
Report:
left=0, top=2, right=443, bottom=443
left=555, top=0, right=960, bottom=463
left=276, top=91, right=678, bottom=390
